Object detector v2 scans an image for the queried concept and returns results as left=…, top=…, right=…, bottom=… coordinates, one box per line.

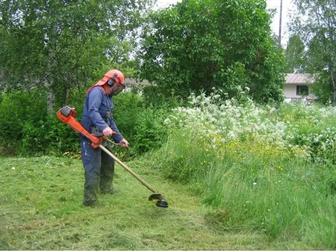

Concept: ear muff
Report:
left=108, top=73, right=121, bottom=87
left=107, top=79, right=114, bottom=86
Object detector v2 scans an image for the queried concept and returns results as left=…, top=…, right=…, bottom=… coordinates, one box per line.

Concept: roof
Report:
left=124, top=78, right=150, bottom=86
left=285, top=73, right=315, bottom=85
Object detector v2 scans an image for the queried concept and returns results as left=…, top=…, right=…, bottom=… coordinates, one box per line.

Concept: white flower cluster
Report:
left=301, top=127, right=336, bottom=157
left=165, top=92, right=287, bottom=146
left=164, top=92, right=336, bottom=159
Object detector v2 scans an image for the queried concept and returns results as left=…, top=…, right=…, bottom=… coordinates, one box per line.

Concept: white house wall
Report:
left=284, top=84, right=300, bottom=98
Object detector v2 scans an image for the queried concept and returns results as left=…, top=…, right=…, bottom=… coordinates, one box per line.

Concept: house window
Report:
left=296, top=85, right=309, bottom=96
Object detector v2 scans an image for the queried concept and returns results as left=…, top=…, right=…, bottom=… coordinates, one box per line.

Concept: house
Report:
left=284, top=73, right=316, bottom=102
left=124, top=78, right=151, bottom=92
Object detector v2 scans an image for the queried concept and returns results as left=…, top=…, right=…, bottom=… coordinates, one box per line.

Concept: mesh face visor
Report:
left=108, top=79, right=124, bottom=95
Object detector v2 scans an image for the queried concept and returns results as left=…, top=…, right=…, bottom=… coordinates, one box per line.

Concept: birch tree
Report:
left=0, top=0, right=153, bottom=111
left=292, top=0, right=336, bottom=104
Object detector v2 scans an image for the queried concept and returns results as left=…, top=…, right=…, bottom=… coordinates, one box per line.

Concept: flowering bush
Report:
left=164, top=91, right=336, bottom=163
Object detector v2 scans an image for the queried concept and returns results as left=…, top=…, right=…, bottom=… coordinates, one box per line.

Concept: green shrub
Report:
left=113, top=92, right=145, bottom=141
left=0, top=90, right=171, bottom=157
left=142, top=86, right=185, bottom=107
left=279, top=104, right=336, bottom=163
left=132, top=108, right=168, bottom=154
left=21, top=116, right=80, bottom=155
left=0, top=90, right=81, bottom=155
left=0, top=90, right=48, bottom=154
left=113, top=92, right=169, bottom=157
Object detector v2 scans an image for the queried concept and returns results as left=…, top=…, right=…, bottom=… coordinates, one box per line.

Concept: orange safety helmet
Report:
left=95, top=69, right=125, bottom=86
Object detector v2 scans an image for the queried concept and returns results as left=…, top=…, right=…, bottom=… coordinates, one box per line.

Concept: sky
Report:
left=155, top=0, right=295, bottom=47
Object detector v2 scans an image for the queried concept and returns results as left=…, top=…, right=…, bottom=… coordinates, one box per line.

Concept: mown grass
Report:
left=0, top=155, right=283, bottom=250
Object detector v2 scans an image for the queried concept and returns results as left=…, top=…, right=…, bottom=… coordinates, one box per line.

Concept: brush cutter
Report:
left=56, top=105, right=168, bottom=208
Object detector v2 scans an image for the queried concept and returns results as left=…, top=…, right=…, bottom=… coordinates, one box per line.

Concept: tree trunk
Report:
left=47, top=89, right=55, bottom=114
left=44, top=79, right=55, bottom=114
left=64, top=86, right=70, bottom=105
left=332, top=71, right=336, bottom=106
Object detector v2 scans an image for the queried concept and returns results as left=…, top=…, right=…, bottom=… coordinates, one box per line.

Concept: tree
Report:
left=0, top=0, right=153, bottom=111
left=285, top=34, right=305, bottom=73
left=139, top=0, right=285, bottom=103
left=291, top=0, right=336, bottom=104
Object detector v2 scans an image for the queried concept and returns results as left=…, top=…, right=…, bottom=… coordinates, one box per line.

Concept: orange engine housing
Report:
left=56, top=106, right=103, bottom=149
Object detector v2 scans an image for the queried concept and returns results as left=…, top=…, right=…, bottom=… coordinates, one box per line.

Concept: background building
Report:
left=284, top=73, right=316, bottom=102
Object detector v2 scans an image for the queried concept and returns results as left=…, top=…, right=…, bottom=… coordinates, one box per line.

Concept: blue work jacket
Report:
left=81, top=86, right=123, bottom=143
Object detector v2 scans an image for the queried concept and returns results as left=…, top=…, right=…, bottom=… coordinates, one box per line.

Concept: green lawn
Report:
left=0, top=155, right=310, bottom=250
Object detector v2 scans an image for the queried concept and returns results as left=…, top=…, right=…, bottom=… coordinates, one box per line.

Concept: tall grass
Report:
left=148, top=92, right=336, bottom=248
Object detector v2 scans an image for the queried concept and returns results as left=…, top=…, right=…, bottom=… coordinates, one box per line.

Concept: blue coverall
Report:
left=80, top=86, right=123, bottom=206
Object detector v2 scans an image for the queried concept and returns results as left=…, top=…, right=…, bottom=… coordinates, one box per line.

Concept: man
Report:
left=80, top=69, right=129, bottom=207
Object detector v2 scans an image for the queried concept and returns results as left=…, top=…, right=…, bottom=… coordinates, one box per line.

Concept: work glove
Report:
left=119, top=138, right=129, bottom=148
left=102, top=127, right=114, bottom=136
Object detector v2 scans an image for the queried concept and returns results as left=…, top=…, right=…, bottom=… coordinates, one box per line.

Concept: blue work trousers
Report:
left=80, top=137, right=115, bottom=206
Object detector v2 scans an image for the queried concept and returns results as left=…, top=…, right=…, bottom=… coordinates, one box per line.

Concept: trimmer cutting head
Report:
left=149, top=193, right=168, bottom=208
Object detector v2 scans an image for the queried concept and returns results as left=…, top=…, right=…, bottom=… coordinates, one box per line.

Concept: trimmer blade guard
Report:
left=149, top=193, right=168, bottom=208
left=148, top=193, right=162, bottom=201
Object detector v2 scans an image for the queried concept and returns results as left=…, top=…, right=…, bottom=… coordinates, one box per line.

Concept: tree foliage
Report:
left=291, top=0, right=336, bottom=104
left=0, top=0, right=153, bottom=108
left=139, top=0, right=285, bottom=103
left=285, top=34, right=305, bottom=73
